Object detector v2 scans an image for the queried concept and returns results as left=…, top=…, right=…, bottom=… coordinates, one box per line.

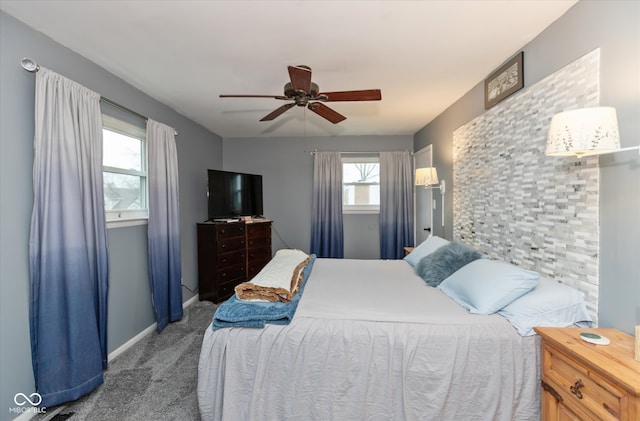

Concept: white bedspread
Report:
left=198, top=259, right=541, bottom=421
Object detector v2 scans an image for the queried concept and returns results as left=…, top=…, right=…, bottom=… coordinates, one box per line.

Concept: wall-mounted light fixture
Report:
left=545, top=107, right=640, bottom=157
left=415, top=167, right=446, bottom=236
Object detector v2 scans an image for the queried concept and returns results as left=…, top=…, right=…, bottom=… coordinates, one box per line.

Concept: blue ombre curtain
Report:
left=310, top=152, right=344, bottom=258
left=147, top=119, right=182, bottom=332
left=379, top=151, right=414, bottom=259
left=29, top=68, right=109, bottom=407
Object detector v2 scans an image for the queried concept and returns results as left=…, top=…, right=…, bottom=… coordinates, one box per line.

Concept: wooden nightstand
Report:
left=403, top=246, right=414, bottom=256
left=534, top=327, right=640, bottom=421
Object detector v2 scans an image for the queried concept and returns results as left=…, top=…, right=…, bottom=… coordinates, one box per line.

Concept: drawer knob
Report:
left=570, top=379, right=584, bottom=399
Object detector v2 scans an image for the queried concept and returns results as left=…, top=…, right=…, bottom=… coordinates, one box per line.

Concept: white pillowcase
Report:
left=404, top=235, right=450, bottom=267
left=498, top=277, right=593, bottom=336
left=438, top=259, right=539, bottom=315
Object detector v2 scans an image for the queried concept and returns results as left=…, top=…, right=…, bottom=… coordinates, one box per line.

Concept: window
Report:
left=342, top=155, right=380, bottom=213
left=102, top=114, right=148, bottom=225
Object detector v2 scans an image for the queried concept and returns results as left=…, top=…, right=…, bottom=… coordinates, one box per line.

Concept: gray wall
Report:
left=0, top=11, right=222, bottom=419
left=414, top=0, right=640, bottom=334
left=222, top=135, right=413, bottom=259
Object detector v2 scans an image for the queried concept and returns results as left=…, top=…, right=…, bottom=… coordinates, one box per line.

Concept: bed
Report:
left=198, top=253, right=563, bottom=421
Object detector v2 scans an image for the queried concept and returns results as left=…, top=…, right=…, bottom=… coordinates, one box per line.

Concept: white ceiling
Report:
left=1, top=0, right=577, bottom=139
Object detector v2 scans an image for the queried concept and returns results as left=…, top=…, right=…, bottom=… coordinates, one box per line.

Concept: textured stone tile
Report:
left=453, top=49, right=600, bottom=323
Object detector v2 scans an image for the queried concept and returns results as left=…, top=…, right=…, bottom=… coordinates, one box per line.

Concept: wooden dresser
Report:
left=535, top=327, right=640, bottom=421
left=197, top=220, right=272, bottom=303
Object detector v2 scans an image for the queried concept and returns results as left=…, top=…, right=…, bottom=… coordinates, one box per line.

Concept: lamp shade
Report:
left=415, top=167, right=439, bottom=186
left=545, top=107, right=620, bottom=156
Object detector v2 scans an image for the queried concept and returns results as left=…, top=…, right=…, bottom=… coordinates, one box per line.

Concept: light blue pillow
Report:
left=416, top=242, right=483, bottom=287
left=498, top=277, right=592, bottom=336
left=404, top=235, right=450, bottom=267
left=438, top=259, right=539, bottom=315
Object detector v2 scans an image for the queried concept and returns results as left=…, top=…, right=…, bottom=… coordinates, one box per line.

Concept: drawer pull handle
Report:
left=570, top=379, right=584, bottom=399
left=541, top=380, right=563, bottom=402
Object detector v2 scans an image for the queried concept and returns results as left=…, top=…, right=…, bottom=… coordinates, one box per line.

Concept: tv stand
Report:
left=196, top=219, right=272, bottom=303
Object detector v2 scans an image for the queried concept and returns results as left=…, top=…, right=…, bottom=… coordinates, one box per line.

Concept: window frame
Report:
left=102, top=114, right=148, bottom=228
left=342, top=155, right=380, bottom=214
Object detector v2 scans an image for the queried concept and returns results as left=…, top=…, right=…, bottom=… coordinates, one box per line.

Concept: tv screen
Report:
left=207, top=169, right=263, bottom=220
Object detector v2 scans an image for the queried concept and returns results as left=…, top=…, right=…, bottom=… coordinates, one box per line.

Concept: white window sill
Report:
left=107, top=218, right=148, bottom=229
left=343, top=209, right=380, bottom=215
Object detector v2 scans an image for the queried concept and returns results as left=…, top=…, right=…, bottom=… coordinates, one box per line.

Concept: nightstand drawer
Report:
left=544, top=342, right=625, bottom=420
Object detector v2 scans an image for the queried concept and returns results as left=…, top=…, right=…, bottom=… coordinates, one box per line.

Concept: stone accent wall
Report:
left=453, top=49, right=600, bottom=321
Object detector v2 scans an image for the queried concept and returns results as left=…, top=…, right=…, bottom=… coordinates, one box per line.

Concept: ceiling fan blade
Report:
left=220, top=94, right=289, bottom=100
left=308, top=103, right=346, bottom=124
left=319, top=89, right=382, bottom=102
left=288, top=65, right=312, bottom=94
left=260, top=103, right=296, bottom=121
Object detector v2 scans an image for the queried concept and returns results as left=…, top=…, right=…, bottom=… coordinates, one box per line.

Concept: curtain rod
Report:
left=20, top=57, right=178, bottom=136
left=310, top=149, right=413, bottom=155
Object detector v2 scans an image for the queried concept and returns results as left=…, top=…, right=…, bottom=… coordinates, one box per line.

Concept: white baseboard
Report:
left=107, top=322, right=157, bottom=362
left=11, top=410, right=39, bottom=421
left=107, top=293, right=200, bottom=362
left=10, top=295, right=203, bottom=421
left=183, top=293, right=199, bottom=308
left=11, top=405, right=65, bottom=421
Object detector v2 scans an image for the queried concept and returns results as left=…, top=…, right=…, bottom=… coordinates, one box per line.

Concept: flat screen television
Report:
left=207, top=169, right=263, bottom=220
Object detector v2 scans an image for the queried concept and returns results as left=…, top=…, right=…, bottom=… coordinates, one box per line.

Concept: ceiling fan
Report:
left=220, top=65, right=382, bottom=124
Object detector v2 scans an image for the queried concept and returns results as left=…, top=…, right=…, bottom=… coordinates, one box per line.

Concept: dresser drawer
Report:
left=216, top=264, right=246, bottom=284
left=216, top=281, right=238, bottom=302
left=247, top=234, right=271, bottom=249
left=246, top=222, right=270, bottom=238
left=216, top=223, right=246, bottom=239
left=216, top=251, right=246, bottom=268
left=543, top=342, right=626, bottom=420
left=217, top=237, right=246, bottom=253
left=247, top=257, right=271, bottom=279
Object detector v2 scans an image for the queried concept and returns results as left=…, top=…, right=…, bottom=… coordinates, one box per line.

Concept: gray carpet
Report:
left=35, top=300, right=217, bottom=421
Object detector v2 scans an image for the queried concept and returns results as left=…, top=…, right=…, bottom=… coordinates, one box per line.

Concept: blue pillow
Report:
left=416, top=242, right=483, bottom=287
left=438, top=259, right=539, bottom=315
left=403, top=235, right=450, bottom=267
left=498, top=277, right=592, bottom=336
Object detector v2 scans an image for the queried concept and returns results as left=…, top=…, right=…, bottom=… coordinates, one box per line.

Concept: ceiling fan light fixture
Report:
left=284, top=82, right=319, bottom=98
left=220, top=65, right=381, bottom=124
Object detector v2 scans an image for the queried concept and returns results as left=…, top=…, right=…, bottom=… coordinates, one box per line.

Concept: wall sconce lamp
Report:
left=415, top=167, right=446, bottom=236
left=545, top=107, right=640, bottom=157
left=415, top=167, right=446, bottom=194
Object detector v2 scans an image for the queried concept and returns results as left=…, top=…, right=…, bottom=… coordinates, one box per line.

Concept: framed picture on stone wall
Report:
left=484, top=51, right=524, bottom=109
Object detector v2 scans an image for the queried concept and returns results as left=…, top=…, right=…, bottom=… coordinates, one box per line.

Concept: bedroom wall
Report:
left=414, top=0, right=640, bottom=334
left=221, top=135, right=414, bottom=259
left=453, top=49, right=600, bottom=320
left=0, top=11, right=223, bottom=420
